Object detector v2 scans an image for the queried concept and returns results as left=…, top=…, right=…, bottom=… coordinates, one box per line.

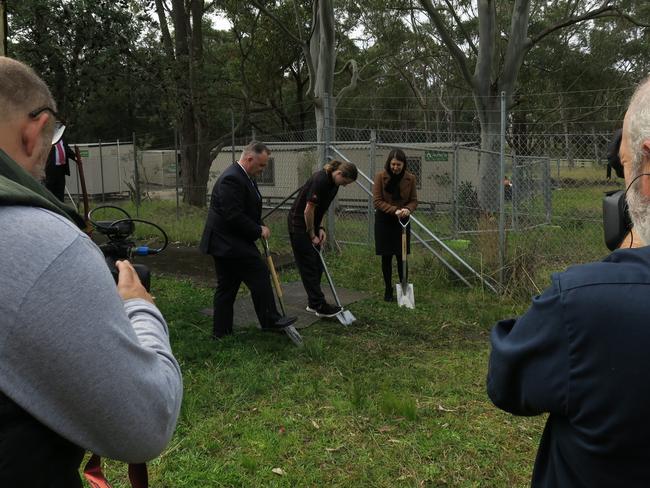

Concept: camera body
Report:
left=93, top=219, right=152, bottom=291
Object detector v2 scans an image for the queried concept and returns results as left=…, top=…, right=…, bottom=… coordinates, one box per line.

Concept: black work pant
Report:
left=44, top=165, right=67, bottom=202
left=212, top=256, right=281, bottom=337
left=289, top=232, right=326, bottom=309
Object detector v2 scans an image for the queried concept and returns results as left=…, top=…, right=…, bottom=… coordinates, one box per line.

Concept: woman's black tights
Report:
left=381, top=254, right=404, bottom=291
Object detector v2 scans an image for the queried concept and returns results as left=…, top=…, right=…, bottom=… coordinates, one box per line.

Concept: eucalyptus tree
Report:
left=416, top=0, right=642, bottom=210
left=250, top=0, right=372, bottom=163
left=1, top=0, right=7, bottom=56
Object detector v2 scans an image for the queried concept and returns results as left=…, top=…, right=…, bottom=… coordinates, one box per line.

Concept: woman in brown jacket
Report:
left=373, top=148, right=418, bottom=301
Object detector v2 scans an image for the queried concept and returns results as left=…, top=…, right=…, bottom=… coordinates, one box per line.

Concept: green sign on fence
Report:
left=79, top=149, right=89, bottom=157
left=425, top=150, right=448, bottom=162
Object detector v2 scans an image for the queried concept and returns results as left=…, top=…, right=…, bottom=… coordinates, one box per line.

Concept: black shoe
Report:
left=315, top=303, right=343, bottom=318
left=265, top=316, right=298, bottom=330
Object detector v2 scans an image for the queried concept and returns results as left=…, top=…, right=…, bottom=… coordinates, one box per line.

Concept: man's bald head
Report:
left=0, top=57, right=56, bottom=124
left=0, top=58, right=57, bottom=179
left=621, top=77, right=650, bottom=245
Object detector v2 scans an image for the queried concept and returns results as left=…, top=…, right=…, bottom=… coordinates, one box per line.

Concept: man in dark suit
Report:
left=200, top=141, right=296, bottom=338
left=45, top=138, right=75, bottom=202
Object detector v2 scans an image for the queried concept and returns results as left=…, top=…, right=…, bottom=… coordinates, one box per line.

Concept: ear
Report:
left=643, top=139, right=650, bottom=160
left=22, top=112, right=49, bottom=157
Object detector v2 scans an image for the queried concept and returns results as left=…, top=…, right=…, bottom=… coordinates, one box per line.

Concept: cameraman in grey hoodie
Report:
left=0, top=57, right=183, bottom=487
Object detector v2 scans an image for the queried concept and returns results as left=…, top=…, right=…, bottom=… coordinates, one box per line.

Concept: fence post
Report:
left=452, top=142, right=459, bottom=238
left=544, top=157, right=552, bottom=223
left=512, top=154, right=518, bottom=230
left=133, top=131, right=140, bottom=216
left=174, top=127, right=180, bottom=220
left=368, top=129, right=376, bottom=245
left=498, top=91, right=506, bottom=285
left=98, top=139, right=105, bottom=202
left=116, top=139, right=122, bottom=193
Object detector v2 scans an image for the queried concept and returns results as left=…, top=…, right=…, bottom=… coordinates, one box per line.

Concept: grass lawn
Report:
left=89, top=246, right=546, bottom=487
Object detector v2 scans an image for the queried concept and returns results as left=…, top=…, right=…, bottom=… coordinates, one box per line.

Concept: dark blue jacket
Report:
left=199, top=163, right=263, bottom=258
left=488, top=246, right=650, bottom=487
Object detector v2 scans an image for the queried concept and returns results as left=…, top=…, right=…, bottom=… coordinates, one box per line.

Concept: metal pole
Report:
left=99, top=139, right=105, bottom=202
left=231, top=108, right=236, bottom=165
left=368, top=129, right=376, bottom=245
left=174, top=127, right=180, bottom=220
left=116, top=139, right=122, bottom=193
left=133, top=131, right=140, bottom=216
left=498, top=91, right=507, bottom=285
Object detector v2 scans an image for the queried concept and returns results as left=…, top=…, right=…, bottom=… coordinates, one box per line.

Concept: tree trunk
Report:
left=311, top=0, right=336, bottom=165
left=0, top=0, right=7, bottom=56
left=477, top=96, right=502, bottom=212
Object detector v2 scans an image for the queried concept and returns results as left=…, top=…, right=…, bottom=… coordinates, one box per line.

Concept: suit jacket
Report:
left=373, top=170, right=418, bottom=215
left=199, top=163, right=263, bottom=258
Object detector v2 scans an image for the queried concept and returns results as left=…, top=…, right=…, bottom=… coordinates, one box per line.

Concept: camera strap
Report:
left=83, top=454, right=148, bottom=488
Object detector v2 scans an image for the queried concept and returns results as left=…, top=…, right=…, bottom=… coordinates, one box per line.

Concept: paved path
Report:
left=139, top=246, right=369, bottom=330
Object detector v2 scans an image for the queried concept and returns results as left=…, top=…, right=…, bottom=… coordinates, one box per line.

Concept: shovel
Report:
left=313, top=244, right=356, bottom=326
left=262, top=238, right=303, bottom=347
left=396, top=217, right=415, bottom=309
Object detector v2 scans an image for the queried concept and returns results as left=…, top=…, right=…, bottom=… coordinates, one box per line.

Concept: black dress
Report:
left=375, top=211, right=410, bottom=256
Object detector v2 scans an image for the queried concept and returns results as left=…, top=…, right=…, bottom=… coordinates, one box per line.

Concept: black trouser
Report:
left=44, top=165, right=67, bottom=202
left=212, top=256, right=281, bottom=337
left=290, top=232, right=326, bottom=309
left=381, top=255, right=405, bottom=290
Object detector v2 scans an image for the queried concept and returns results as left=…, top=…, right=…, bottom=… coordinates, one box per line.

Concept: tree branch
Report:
left=527, top=3, right=617, bottom=48
left=443, top=0, right=478, bottom=55
left=154, top=0, right=175, bottom=59
left=249, top=0, right=302, bottom=44
left=335, top=59, right=359, bottom=103
left=418, top=0, right=473, bottom=88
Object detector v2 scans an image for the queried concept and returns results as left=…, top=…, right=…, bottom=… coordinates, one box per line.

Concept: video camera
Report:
left=602, top=129, right=631, bottom=251
left=88, top=206, right=168, bottom=291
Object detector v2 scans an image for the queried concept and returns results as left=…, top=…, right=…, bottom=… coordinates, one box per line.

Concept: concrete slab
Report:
left=139, top=245, right=369, bottom=330
left=200, top=281, right=368, bottom=330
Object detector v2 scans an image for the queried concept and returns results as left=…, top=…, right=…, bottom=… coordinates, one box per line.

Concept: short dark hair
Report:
left=243, top=140, right=271, bottom=157
left=384, top=148, right=407, bottom=173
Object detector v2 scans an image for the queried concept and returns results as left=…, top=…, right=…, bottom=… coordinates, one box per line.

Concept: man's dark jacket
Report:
left=488, top=246, right=650, bottom=487
left=199, top=163, right=263, bottom=258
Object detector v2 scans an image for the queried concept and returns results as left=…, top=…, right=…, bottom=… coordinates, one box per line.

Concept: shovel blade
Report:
left=336, top=309, right=356, bottom=326
left=283, top=325, right=304, bottom=347
left=396, top=283, right=415, bottom=309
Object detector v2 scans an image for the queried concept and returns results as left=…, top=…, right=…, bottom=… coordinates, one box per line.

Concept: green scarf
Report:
left=0, top=149, right=86, bottom=228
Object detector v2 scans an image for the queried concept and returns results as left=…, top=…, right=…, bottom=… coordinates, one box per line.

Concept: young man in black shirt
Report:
left=288, top=159, right=357, bottom=317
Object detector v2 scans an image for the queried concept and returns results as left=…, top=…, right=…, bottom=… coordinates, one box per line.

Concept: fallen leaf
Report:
left=272, top=468, right=286, bottom=476
left=325, top=445, right=344, bottom=452
left=388, top=439, right=401, bottom=443
left=438, top=404, right=457, bottom=412
left=378, top=425, right=394, bottom=433
left=278, top=426, right=286, bottom=435
left=311, top=420, right=320, bottom=429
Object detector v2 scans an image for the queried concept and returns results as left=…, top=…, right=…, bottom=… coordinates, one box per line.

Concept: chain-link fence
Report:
left=64, top=121, right=623, bottom=293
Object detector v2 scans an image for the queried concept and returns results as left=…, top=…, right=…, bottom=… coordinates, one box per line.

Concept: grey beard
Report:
left=626, top=187, right=650, bottom=246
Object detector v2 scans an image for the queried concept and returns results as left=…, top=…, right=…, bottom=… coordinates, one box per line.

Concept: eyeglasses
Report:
left=28, top=107, right=66, bottom=145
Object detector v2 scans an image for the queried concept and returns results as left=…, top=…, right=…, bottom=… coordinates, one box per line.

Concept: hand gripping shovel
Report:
left=313, top=245, right=356, bottom=325
left=396, top=217, right=415, bottom=309
left=262, top=238, right=303, bottom=347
